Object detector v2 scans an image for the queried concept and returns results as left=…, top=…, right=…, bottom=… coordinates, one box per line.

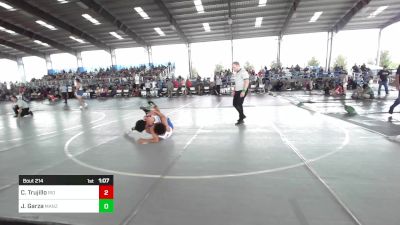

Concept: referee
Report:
left=232, top=61, right=249, bottom=125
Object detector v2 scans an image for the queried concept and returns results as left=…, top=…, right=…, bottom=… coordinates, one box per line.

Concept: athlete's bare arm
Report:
left=138, top=127, right=160, bottom=144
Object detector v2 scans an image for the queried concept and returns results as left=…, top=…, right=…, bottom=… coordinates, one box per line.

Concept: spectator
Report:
left=215, top=74, right=222, bottom=95
left=362, top=84, right=374, bottom=99
left=173, top=79, right=179, bottom=89
left=341, top=72, right=349, bottom=95
left=180, top=78, right=187, bottom=95
left=167, top=79, right=173, bottom=98
left=196, top=76, right=203, bottom=95
left=61, top=83, right=68, bottom=104
left=134, top=74, right=140, bottom=88
left=352, top=64, right=360, bottom=73
left=145, top=79, right=151, bottom=96
left=360, top=63, right=367, bottom=72
left=74, top=78, right=87, bottom=110
left=157, top=79, right=164, bottom=96
left=186, top=78, right=192, bottom=89
left=378, top=65, right=390, bottom=95
left=274, top=80, right=284, bottom=91
left=10, top=95, right=33, bottom=118
left=157, top=79, right=163, bottom=89
left=351, top=85, right=364, bottom=99
left=389, top=65, right=400, bottom=114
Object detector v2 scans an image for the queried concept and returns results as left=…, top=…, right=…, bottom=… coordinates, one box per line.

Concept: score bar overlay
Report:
left=18, top=175, right=114, bottom=213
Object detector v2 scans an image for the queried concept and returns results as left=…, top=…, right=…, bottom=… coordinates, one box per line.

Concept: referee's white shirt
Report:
left=234, top=69, right=249, bottom=91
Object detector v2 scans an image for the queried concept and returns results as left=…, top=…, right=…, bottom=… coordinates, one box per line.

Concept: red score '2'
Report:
left=99, top=185, right=113, bottom=199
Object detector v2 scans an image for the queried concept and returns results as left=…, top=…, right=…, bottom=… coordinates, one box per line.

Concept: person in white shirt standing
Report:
left=10, top=95, right=33, bottom=118
left=215, top=73, right=222, bottom=95
left=341, top=72, right=349, bottom=95
left=232, top=61, right=249, bottom=125
left=60, top=82, right=68, bottom=104
left=134, top=74, right=140, bottom=89
left=144, top=79, right=151, bottom=96
left=74, top=78, right=87, bottom=110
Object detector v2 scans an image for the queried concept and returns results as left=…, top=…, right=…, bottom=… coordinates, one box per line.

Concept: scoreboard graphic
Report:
left=18, top=175, right=114, bottom=213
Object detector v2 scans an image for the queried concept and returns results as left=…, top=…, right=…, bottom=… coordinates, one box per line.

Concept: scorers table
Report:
left=19, top=175, right=114, bottom=213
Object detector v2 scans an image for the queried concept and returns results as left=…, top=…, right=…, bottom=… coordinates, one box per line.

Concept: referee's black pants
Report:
left=233, top=90, right=248, bottom=120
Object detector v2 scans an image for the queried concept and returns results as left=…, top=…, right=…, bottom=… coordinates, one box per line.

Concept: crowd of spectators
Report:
left=0, top=65, right=171, bottom=101
left=0, top=62, right=397, bottom=102
left=260, top=63, right=396, bottom=98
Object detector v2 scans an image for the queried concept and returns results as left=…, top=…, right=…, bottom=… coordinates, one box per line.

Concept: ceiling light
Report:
left=109, top=32, right=123, bottom=40
left=154, top=27, right=165, bottom=36
left=0, top=26, right=17, bottom=35
left=57, top=0, right=68, bottom=3
left=258, top=0, right=267, bottom=7
left=34, top=40, right=50, bottom=47
left=194, top=0, right=204, bottom=13
left=255, top=17, right=263, bottom=27
left=368, top=6, right=388, bottom=18
left=0, top=1, right=15, bottom=11
left=82, top=14, right=101, bottom=25
left=309, top=11, right=323, bottom=22
left=69, top=36, right=85, bottom=43
left=134, top=7, right=150, bottom=19
left=203, top=23, right=210, bottom=32
left=36, top=20, right=57, bottom=30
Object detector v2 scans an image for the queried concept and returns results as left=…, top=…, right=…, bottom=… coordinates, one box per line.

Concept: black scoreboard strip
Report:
left=19, top=175, right=113, bottom=185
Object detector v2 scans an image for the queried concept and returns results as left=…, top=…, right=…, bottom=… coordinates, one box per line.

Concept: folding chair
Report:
left=150, top=89, right=158, bottom=97
left=204, top=86, right=210, bottom=95
left=91, top=91, right=97, bottom=98
left=190, top=87, right=197, bottom=95
left=258, top=84, right=265, bottom=93
left=83, top=92, right=90, bottom=99
left=161, top=88, right=167, bottom=96
left=140, top=90, right=147, bottom=97
left=230, top=86, right=235, bottom=95
left=172, top=88, right=178, bottom=96
left=115, top=90, right=122, bottom=97
left=249, top=85, right=256, bottom=93
left=123, top=89, right=130, bottom=97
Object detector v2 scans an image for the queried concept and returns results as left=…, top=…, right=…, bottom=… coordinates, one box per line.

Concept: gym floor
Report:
left=0, top=92, right=399, bottom=225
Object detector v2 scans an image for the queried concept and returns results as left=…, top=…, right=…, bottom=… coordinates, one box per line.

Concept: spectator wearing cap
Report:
left=378, top=65, right=390, bottom=95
